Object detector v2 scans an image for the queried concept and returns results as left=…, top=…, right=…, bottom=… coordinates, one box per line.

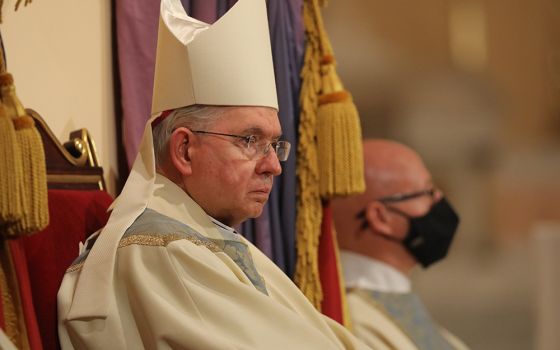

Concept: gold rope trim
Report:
left=294, top=0, right=325, bottom=309
left=119, top=233, right=221, bottom=252
left=0, top=105, right=24, bottom=226
left=65, top=261, right=84, bottom=274
left=296, top=0, right=365, bottom=312
left=0, top=240, right=30, bottom=349
left=0, top=243, right=18, bottom=345
left=66, top=233, right=222, bottom=273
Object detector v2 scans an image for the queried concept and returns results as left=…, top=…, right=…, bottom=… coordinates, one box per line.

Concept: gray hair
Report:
left=152, top=105, right=232, bottom=169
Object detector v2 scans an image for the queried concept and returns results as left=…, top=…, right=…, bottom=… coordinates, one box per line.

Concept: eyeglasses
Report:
left=192, top=130, right=291, bottom=162
left=354, top=188, right=437, bottom=228
left=377, top=188, right=436, bottom=203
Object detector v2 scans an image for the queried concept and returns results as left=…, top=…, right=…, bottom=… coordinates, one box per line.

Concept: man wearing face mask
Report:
left=332, top=139, right=469, bottom=350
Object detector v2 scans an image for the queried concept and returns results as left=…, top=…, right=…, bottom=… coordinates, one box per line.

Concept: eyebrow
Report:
left=240, top=127, right=282, bottom=139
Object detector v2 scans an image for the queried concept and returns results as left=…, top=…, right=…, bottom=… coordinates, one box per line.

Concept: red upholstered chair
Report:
left=17, top=110, right=113, bottom=350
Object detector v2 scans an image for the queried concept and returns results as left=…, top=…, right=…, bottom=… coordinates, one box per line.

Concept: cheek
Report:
left=202, top=160, right=255, bottom=197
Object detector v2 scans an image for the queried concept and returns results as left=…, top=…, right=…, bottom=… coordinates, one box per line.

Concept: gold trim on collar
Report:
left=66, top=232, right=222, bottom=273
left=119, top=233, right=221, bottom=252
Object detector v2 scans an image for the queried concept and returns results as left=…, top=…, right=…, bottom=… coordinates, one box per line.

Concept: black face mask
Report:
left=387, top=197, right=460, bottom=267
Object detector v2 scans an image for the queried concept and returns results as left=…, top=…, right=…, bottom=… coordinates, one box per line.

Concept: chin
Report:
left=247, top=204, right=265, bottom=219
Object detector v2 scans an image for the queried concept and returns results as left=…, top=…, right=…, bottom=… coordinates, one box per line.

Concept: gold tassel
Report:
left=295, top=0, right=365, bottom=311
left=8, top=116, right=49, bottom=235
left=0, top=102, right=24, bottom=226
left=0, top=73, right=49, bottom=236
left=315, top=27, right=365, bottom=198
left=0, top=45, right=26, bottom=227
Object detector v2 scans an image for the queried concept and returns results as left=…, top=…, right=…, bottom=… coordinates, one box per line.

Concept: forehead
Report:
left=398, top=160, right=432, bottom=190
left=213, top=106, right=281, bottom=136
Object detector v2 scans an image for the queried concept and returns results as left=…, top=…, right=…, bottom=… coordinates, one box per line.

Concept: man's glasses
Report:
left=377, top=188, right=436, bottom=204
left=355, top=188, right=437, bottom=224
left=192, top=130, right=291, bottom=161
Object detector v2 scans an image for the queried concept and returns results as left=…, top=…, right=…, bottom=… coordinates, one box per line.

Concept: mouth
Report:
left=251, top=188, right=271, bottom=202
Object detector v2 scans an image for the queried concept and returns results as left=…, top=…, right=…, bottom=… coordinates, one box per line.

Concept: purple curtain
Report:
left=239, top=0, right=303, bottom=277
left=115, top=0, right=303, bottom=276
left=116, top=0, right=160, bottom=167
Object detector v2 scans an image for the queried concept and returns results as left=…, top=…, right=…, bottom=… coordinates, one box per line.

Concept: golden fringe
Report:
left=294, top=0, right=324, bottom=309
left=0, top=104, right=24, bottom=226
left=0, top=241, right=30, bottom=349
left=317, top=98, right=365, bottom=197
left=0, top=73, right=49, bottom=236
left=7, top=117, right=49, bottom=236
left=314, top=9, right=365, bottom=198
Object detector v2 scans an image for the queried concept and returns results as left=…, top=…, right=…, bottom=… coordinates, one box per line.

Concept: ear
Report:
left=168, top=127, right=194, bottom=176
left=365, top=201, right=393, bottom=236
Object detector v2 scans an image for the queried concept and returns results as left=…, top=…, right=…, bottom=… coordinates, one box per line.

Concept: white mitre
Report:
left=151, top=0, right=278, bottom=114
left=63, top=0, right=277, bottom=321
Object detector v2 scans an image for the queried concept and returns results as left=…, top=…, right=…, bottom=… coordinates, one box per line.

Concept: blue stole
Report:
left=123, top=208, right=268, bottom=295
left=368, top=290, right=454, bottom=350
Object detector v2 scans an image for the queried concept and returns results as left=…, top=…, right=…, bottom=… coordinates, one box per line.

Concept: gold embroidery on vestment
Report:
left=66, top=261, right=85, bottom=273
left=65, top=233, right=222, bottom=273
left=119, top=233, right=221, bottom=252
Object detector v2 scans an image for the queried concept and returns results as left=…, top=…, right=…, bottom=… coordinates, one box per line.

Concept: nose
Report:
left=256, top=150, right=282, bottom=176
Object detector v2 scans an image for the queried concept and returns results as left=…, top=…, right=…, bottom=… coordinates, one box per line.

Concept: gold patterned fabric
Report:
left=67, top=208, right=268, bottom=295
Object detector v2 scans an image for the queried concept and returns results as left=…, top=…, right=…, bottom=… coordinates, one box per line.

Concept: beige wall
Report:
left=2, top=0, right=117, bottom=195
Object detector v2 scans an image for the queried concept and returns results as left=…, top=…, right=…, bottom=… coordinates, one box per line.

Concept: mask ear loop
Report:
left=355, top=208, right=369, bottom=231
left=355, top=205, right=403, bottom=243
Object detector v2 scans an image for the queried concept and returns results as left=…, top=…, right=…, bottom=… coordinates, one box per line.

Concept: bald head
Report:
left=332, top=139, right=433, bottom=270
left=362, top=139, right=430, bottom=199
left=333, top=139, right=431, bottom=226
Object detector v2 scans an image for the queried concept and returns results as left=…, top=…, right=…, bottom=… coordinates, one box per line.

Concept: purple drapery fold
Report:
left=116, top=0, right=303, bottom=275
left=239, top=0, right=304, bottom=276
left=190, top=1, right=218, bottom=24
left=118, top=0, right=218, bottom=168
left=265, top=0, right=304, bottom=277
left=116, top=0, right=161, bottom=167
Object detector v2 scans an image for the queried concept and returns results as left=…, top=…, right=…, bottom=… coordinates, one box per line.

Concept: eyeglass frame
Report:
left=376, top=188, right=436, bottom=204
left=191, top=130, right=291, bottom=162
left=355, top=187, right=437, bottom=227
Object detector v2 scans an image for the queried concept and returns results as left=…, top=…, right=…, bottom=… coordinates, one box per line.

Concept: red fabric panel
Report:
left=21, top=190, right=113, bottom=350
left=0, top=261, right=4, bottom=332
left=318, top=202, right=344, bottom=324
left=9, top=239, right=43, bottom=350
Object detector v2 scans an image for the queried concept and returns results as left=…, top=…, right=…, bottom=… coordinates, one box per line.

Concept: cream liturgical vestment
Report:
left=58, top=0, right=370, bottom=348
left=341, top=251, right=469, bottom=350
left=57, top=175, right=370, bottom=349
